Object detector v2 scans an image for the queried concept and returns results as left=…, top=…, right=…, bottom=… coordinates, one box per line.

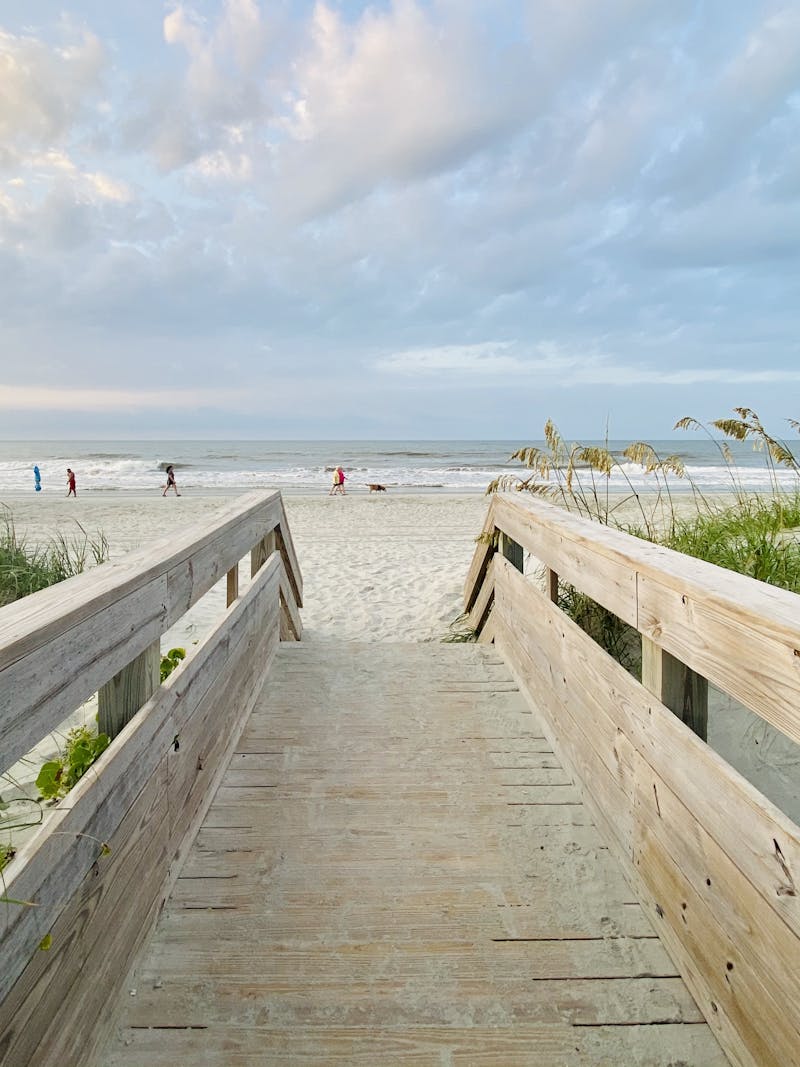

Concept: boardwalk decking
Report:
left=99, top=641, right=726, bottom=1066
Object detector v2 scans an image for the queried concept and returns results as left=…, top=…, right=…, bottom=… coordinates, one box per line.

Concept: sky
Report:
left=0, top=0, right=799, bottom=440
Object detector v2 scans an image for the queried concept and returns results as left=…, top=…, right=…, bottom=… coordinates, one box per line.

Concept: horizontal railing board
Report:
left=0, top=766, right=170, bottom=1067
left=493, top=556, right=800, bottom=942
left=478, top=492, right=800, bottom=747
left=0, top=554, right=282, bottom=1007
left=492, top=495, right=639, bottom=626
left=493, top=615, right=748, bottom=1067
left=633, top=753, right=800, bottom=1047
left=0, top=492, right=299, bottom=770
left=0, top=575, right=169, bottom=772
left=637, top=571, right=800, bottom=747
left=0, top=491, right=282, bottom=665
left=492, top=555, right=800, bottom=1067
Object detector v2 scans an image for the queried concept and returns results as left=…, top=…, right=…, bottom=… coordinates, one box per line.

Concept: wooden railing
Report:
left=0, top=491, right=302, bottom=1067
left=465, top=493, right=800, bottom=1067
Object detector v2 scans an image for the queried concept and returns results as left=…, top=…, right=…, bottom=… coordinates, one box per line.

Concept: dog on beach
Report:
left=367, top=483, right=387, bottom=492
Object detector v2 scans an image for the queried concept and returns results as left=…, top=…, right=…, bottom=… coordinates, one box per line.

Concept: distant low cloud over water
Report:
left=0, top=1, right=798, bottom=438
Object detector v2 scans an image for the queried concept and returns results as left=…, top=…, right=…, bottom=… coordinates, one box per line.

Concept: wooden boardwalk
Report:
left=99, top=640, right=725, bottom=1066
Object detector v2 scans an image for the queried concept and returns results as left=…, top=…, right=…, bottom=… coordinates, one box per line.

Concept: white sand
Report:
left=2, top=488, right=798, bottom=829
left=2, top=490, right=490, bottom=644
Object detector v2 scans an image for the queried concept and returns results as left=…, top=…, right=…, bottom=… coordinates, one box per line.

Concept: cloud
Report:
left=0, top=382, right=253, bottom=413
left=132, top=0, right=272, bottom=173
left=375, top=342, right=800, bottom=387
left=0, top=26, right=106, bottom=168
left=262, top=1, right=530, bottom=218
left=2, top=2, right=800, bottom=438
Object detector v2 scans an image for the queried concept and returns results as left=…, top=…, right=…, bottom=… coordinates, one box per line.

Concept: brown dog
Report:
left=368, top=483, right=387, bottom=492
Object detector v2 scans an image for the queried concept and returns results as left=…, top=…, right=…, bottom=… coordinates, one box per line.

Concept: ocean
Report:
left=0, top=439, right=798, bottom=495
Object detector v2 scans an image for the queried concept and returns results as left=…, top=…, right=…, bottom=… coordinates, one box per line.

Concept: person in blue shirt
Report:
left=33, top=465, right=41, bottom=492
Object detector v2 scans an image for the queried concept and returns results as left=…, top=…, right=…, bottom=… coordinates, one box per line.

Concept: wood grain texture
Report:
left=0, top=554, right=285, bottom=1064
left=0, top=491, right=300, bottom=770
left=97, top=641, right=724, bottom=1067
left=482, top=492, right=800, bottom=745
left=492, top=554, right=800, bottom=1067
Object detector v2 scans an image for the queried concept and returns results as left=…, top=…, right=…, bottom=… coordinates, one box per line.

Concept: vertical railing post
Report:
left=498, top=532, right=524, bottom=573
left=98, top=640, right=161, bottom=740
left=641, top=637, right=708, bottom=741
left=251, top=530, right=277, bottom=578
left=226, top=563, right=239, bottom=607
left=545, top=567, right=559, bottom=603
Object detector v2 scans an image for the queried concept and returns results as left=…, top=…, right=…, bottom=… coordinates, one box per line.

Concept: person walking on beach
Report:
left=33, top=465, right=41, bottom=492
left=66, top=468, right=76, bottom=497
left=336, top=466, right=346, bottom=495
left=163, top=465, right=180, bottom=496
left=329, top=467, right=341, bottom=495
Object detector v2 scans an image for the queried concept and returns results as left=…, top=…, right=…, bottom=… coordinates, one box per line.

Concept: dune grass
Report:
left=492, top=408, right=800, bottom=674
left=0, top=507, right=109, bottom=607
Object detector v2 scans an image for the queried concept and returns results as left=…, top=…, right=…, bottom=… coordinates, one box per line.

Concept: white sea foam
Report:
left=0, top=440, right=797, bottom=495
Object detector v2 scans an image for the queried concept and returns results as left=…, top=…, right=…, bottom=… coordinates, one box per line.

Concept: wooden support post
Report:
left=641, top=637, right=708, bottom=741
left=499, top=532, right=524, bottom=573
left=98, top=640, right=161, bottom=741
left=226, top=563, right=239, bottom=607
left=545, top=566, right=559, bottom=603
left=250, top=530, right=277, bottom=579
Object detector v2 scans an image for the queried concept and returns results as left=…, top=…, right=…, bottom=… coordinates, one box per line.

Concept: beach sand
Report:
left=2, top=490, right=490, bottom=644
left=3, top=488, right=798, bottom=830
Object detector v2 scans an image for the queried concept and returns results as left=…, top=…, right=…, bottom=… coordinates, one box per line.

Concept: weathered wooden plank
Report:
left=633, top=752, right=800, bottom=1067
left=492, top=494, right=639, bottom=627
left=101, top=1022, right=727, bottom=1067
left=120, top=973, right=702, bottom=1028
left=0, top=491, right=290, bottom=768
left=0, top=490, right=283, bottom=664
left=0, top=760, right=170, bottom=1067
left=279, top=562, right=302, bottom=641
left=492, top=554, right=800, bottom=1067
left=0, top=575, right=168, bottom=771
left=493, top=557, right=800, bottom=939
left=490, top=492, right=800, bottom=745
left=466, top=555, right=495, bottom=634
left=275, top=508, right=304, bottom=609
left=98, top=640, right=722, bottom=1067
left=638, top=570, right=800, bottom=746
left=476, top=610, right=496, bottom=645
left=492, top=610, right=636, bottom=864
left=0, top=554, right=283, bottom=1008
left=463, top=497, right=496, bottom=612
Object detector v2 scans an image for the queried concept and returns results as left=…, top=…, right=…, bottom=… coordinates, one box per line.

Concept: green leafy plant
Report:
left=160, top=647, right=186, bottom=681
left=35, top=726, right=110, bottom=803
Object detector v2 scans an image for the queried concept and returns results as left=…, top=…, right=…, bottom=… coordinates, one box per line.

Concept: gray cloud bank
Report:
left=0, top=0, right=798, bottom=438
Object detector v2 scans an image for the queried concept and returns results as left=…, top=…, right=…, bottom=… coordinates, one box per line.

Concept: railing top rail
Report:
left=0, top=490, right=298, bottom=664
left=489, top=492, right=800, bottom=623
left=0, top=490, right=302, bottom=770
left=469, top=492, right=800, bottom=747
